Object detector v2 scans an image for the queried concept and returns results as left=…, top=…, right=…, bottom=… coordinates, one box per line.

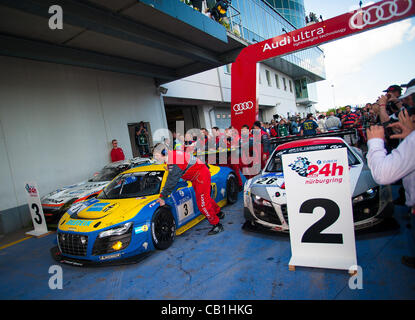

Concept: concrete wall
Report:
left=0, top=56, right=167, bottom=234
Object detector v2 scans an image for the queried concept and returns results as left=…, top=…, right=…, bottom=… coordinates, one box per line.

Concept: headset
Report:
left=153, top=143, right=168, bottom=156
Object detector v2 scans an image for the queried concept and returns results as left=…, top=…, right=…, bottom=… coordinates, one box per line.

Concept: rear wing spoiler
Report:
left=269, top=129, right=357, bottom=151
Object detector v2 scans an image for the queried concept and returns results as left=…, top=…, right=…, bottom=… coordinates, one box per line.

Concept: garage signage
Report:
left=281, top=147, right=357, bottom=272
left=25, top=182, right=50, bottom=237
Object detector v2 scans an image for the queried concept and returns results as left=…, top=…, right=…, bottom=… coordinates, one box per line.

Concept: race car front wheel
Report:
left=151, top=207, right=176, bottom=250
left=226, top=173, right=238, bottom=204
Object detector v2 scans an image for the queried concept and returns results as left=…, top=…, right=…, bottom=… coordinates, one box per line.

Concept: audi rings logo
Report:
left=233, top=101, right=254, bottom=114
left=349, top=0, right=412, bottom=29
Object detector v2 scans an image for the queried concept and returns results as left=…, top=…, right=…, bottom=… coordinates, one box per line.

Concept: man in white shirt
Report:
left=366, top=107, right=415, bottom=269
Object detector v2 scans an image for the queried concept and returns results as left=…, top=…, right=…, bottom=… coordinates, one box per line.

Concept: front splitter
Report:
left=50, top=246, right=152, bottom=267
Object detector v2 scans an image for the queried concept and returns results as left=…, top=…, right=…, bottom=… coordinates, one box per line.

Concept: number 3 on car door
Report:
left=174, top=188, right=194, bottom=223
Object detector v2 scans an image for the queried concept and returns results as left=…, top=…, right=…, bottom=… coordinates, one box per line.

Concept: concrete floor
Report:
left=0, top=188, right=414, bottom=300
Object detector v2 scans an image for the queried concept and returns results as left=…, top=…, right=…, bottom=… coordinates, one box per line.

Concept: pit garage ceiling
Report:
left=0, top=0, right=248, bottom=84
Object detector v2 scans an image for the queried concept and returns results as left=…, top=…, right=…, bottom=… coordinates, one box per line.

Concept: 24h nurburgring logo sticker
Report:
left=288, top=157, right=311, bottom=177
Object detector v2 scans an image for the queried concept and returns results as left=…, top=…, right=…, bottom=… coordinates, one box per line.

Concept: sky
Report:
left=303, top=0, right=415, bottom=111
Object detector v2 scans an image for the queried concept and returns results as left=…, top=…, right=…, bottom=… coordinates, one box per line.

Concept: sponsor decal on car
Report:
left=99, top=253, right=121, bottom=261
left=87, top=202, right=110, bottom=212
left=66, top=219, right=93, bottom=227
left=134, top=224, right=149, bottom=234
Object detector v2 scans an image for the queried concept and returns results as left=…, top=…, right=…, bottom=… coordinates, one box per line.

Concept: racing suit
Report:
left=160, top=150, right=221, bottom=226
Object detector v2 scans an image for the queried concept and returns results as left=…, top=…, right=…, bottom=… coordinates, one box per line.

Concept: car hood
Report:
left=58, top=195, right=159, bottom=233
left=41, top=181, right=109, bottom=206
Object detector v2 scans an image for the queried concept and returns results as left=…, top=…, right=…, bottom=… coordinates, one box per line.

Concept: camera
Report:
left=386, top=100, right=399, bottom=115
left=404, top=105, right=415, bottom=116
left=381, top=118, right=399, bottom=139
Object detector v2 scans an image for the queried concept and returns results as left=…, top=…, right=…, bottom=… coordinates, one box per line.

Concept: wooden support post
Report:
left=289, top=265, right=296, bottom=271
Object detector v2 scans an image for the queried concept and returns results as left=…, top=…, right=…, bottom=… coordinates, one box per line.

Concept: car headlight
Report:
left=252, top=194, right=273, bottom=207
left=98, top=222, right=133, bottom=238
left=352, top=188, right=377, bottom=204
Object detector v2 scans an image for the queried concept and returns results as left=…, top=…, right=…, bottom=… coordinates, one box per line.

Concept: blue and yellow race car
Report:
left=51, top=164, right=239, bottom=266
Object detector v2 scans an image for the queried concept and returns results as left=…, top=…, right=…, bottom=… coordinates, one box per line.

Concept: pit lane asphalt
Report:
left=0, top=187, right=414, bottom=300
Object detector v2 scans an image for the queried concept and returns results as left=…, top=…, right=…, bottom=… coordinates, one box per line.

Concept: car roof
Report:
left=276, top=137, right=346, bottom=151
left=103, top=157, right=152, bottom=169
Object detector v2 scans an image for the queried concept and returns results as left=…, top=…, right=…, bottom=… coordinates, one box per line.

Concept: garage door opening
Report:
left=164, top=105, right=200, bottom=134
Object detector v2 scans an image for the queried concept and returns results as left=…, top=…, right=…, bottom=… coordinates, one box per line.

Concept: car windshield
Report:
left=88, top=164, right=130, bottom=182
left=265, top=144, right=361, bottom=173
left=97, top=171, right=164, bottom=199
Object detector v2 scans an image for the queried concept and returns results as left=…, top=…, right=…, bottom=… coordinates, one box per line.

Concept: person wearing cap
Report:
left=366, top=108, right=415, bottom=269
left=378, top=85, right=403, bottom=124
left=399, top=83, right=415, bottom=108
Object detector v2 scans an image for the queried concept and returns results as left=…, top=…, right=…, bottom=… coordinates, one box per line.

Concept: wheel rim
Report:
left=154, top=210, right=175, bottom=244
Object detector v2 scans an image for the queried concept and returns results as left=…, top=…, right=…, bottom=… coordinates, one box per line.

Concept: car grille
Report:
left=280, top=196, right=379, bottom=226
left=253, top=202, right=282, bottom=225
left=58, top=233, right=88, bottom=256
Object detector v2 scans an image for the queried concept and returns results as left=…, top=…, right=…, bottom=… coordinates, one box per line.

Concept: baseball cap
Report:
left=401, top=78, right=415, bottom=88
left=383, top=84, right=402, bottom=94
left=399, top=85, right=415, bottom=99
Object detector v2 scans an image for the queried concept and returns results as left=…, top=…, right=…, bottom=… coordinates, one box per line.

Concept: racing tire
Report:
left=151, top=207, right=176, bottom=250
left=226, top=173, right=238, bottom=205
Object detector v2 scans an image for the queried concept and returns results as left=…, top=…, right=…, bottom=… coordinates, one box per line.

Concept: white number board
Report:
left=281, top=147, right=357, bottom=272
left=25, top=182, right=49, bottom=237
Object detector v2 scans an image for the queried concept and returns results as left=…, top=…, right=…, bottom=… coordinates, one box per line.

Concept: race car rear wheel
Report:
left=226, top=173, right=238, bottom=204
left=151, top=207, right=176, bottom=250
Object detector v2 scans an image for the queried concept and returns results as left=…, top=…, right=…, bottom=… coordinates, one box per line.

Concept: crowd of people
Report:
left=164, top=78, right=415, bottom=264
left=365, top=79, right=415, bottom=269
left=109, top=78, right=415, bottom=261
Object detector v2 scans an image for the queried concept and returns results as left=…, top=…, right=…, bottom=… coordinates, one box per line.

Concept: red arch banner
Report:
left=231, top=0, right=415, bottom=131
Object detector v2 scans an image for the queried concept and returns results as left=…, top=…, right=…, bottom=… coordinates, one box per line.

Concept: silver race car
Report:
left=244, top=137, right=394, bottom=233
left=41, top=157, right=154, bottom=223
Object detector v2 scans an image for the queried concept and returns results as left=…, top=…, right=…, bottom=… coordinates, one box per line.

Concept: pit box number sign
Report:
left=281, top=146, right=357, bottom=272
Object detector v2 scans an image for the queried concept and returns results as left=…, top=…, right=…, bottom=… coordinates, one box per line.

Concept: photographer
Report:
left=378, top=85, right=403, bottom=124
left=366, top=104, right=415, bottom=269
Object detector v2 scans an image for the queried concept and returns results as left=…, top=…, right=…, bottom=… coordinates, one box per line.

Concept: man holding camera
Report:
left=366, top=82, right=415, bottom=269
left=378, top=85, right=403, bottom=124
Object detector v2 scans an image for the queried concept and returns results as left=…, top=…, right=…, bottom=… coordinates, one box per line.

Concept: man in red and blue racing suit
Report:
left=154, top=144, right=224, bottom=235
